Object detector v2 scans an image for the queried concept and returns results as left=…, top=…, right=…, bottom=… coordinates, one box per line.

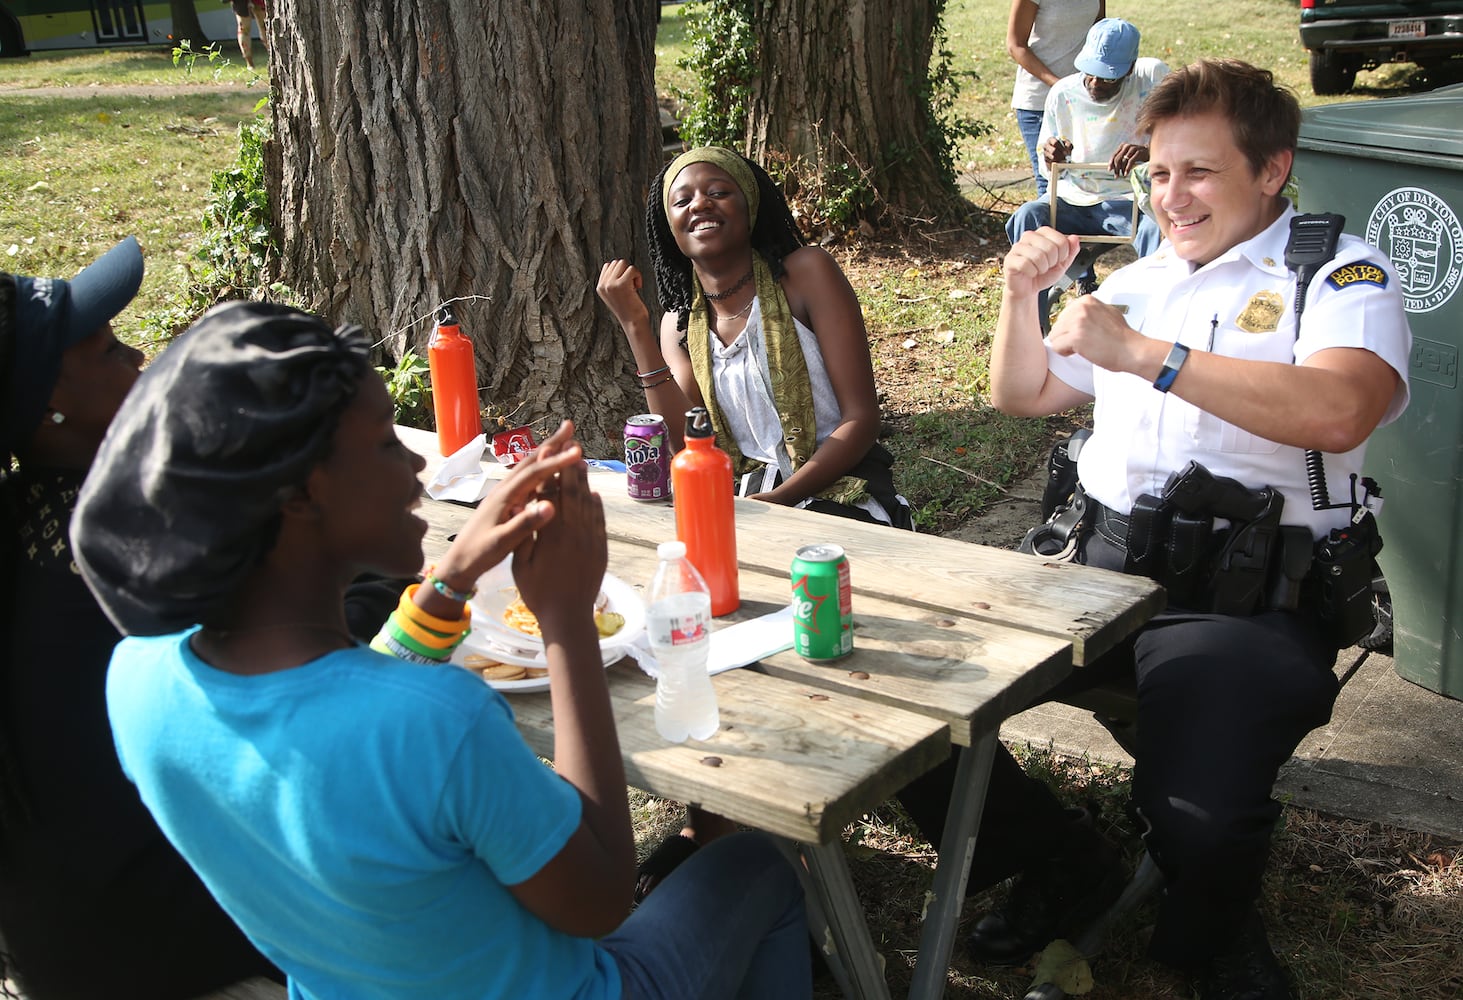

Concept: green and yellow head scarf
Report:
left=663, top=146, right=760, bottom=229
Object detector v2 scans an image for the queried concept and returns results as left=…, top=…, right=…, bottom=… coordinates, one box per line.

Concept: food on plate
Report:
left=501, top=597, right=543, bottom=637
left=501, top=593, right=625, bottom=640
left=466, top=653, right=528, bottom=682
left=523, top=665, right=550, bottom=680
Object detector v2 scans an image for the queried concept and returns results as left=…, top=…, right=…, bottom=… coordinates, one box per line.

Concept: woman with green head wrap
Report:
left=597, top=147, right=908, bottom=527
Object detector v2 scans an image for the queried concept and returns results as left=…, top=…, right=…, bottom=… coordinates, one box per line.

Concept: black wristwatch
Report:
left=1153, top=342, right=1190, bottom=393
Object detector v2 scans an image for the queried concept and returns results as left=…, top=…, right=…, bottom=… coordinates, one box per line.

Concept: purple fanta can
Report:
left=625, top=414, right=672, bottom=501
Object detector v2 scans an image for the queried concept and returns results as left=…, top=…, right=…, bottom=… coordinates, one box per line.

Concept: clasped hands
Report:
left=1003, top=227, right=1145, bottom=374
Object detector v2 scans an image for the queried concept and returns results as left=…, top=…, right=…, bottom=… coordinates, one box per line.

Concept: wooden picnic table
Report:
left=400, top=425, right=1162, bottom=1000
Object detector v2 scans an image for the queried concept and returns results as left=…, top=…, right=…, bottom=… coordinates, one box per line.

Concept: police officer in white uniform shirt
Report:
left=974, top=58, right=1412, bottom=1000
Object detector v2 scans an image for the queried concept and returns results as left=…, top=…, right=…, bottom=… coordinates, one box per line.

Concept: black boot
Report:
left=1190, top=911, right=1293, bottom=1000
left=965, top=807, right=1126, bottom=965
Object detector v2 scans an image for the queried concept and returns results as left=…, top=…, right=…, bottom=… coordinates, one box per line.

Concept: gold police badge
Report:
left=1236, top=290, right=1283, bottom=333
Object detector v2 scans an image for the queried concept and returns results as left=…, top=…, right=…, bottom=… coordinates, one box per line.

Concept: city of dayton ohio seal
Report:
left=1366, top=186, right=1463, bottom=314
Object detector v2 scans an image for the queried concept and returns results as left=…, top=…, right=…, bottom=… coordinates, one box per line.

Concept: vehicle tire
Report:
left=0, top=12, right=27, bottom=58
left=1310, top=50, right=1355, bottom=95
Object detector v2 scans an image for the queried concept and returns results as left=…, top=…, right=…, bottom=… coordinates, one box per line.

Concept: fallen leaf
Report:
left=947, top=288, right=973, bottom=299
left=26, top=181, right=50, bottom=193
left=1030, top=939, right=1094, bottom=994
left=96, top=112, right=110, bottom=124
left=5, top=245, right=18, bottom=257
left=902, top=267, right=921, bottom=280
left=902, top=338, right=917, bottom=349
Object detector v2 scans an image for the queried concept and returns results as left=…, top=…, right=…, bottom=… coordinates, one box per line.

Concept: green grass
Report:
left=0, top=89, right=263, bottom=349
left=0, top=44, right=268, bottom=88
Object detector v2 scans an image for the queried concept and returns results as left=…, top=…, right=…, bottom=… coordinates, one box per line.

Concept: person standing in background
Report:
left=230, top=0, right=268, bottom=71
left=1006, top=0, right=1105, bottom=196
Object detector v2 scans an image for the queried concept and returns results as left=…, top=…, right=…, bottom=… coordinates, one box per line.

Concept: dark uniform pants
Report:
left=897, top=529, right=1340, bottom=971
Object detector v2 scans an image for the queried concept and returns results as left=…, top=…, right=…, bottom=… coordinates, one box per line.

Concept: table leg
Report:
left=906, top=731, right=998, bottom=1000
left=777, top=836, right=893, bottom=1000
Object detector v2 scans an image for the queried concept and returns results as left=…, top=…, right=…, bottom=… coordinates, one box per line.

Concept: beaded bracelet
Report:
left=371, top=630, right=445, bottom=667
left=400, top=584, right=473, bottom=631
left=635, top=364, right=670, bottom=380
left=424, top=565, right=476, bottom=602
left=640, top=373, right=674, bottom=390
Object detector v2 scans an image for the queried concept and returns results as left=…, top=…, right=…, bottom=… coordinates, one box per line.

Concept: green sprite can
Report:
left=791, top=543, right=853, bottom=661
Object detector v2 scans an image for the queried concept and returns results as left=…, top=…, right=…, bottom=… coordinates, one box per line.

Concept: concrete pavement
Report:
left=1000, top=645, right=1463, bottom=840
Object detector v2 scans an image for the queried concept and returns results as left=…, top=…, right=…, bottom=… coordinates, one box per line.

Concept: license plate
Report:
left=1388, top=19, right=1426, bottom=39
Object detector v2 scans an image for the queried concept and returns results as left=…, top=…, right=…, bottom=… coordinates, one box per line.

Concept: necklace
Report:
left=711, top=294, right=756, bottom=323
left=702, top=269, right=754, bottom=301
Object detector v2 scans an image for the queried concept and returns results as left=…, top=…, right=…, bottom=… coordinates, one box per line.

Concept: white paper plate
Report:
left=468, top=560, right=645, bottom=655
left=451, top=632, right=627, bottom=693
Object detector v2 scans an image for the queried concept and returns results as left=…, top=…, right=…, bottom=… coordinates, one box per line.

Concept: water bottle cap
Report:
left=436, top=306, right=458, bottom=327
left=657, top=540, right=687, bottom=560
left=683, top=407, right=714, bottom=440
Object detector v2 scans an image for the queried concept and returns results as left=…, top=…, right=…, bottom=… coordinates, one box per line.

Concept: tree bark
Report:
left=168, top=0, right=206, bottom=48
left=267, top=0, right=661, bottom=450
left=746, top=0, right=966, bottom=225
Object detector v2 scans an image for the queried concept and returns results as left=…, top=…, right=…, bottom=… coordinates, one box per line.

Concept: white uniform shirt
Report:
left=1038, top=57, right=1169, bottom=205
left=1048, top=205, right=1413, bottom=539
left=1010, top=0, right=1104, bottom=113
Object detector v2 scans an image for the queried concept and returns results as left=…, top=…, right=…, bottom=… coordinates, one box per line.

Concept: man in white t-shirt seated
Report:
left=1005, top=18, right=1167, bottom=323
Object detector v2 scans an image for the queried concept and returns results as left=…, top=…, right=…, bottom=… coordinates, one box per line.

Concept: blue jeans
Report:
left=1006, top=195, right=1163, bottom=324
left=1016, top=108, right=1047, bottom=197
left=603, top=832, right=811, bottom=1000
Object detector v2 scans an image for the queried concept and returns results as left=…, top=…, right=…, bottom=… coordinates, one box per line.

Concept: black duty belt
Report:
left=1091, top=500, right=1129, bottom=550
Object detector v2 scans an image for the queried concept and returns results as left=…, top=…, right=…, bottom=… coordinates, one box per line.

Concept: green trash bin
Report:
left=1295, top=84, right=1463, bottom=700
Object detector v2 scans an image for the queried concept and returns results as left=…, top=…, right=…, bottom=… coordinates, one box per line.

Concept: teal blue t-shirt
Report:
left=106, top=631, right=620, bottom=1000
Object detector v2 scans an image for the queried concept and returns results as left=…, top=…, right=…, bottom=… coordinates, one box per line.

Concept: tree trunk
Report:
left=746, top=0, right=966, bottom=225
left=267, top=0, right=661, bottom=451
left=168, top=0, right=206, bottom=48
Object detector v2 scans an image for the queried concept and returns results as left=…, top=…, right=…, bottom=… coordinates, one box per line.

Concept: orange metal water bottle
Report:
left=671, top=407, right=739, bottom=616
left=428, top=306, right=481, bottom=456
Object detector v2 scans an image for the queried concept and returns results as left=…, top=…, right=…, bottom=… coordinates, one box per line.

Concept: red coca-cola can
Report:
left=490, top=426, right=537, bottom=466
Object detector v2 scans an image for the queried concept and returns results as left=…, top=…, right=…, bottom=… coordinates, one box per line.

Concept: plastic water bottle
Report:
left=647, top=540, right=720, bottom=743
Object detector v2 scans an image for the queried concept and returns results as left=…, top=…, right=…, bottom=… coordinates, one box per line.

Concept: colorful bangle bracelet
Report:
left=391, top=610, right=467, bottom=650
left=400, top=584, right=472, bottom=632
left=371, top=631, right=443, bottom=667
left=386, top=621, right=453, bottom=661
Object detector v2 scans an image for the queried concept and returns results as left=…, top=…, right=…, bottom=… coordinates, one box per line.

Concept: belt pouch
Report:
left=1164, top=511, right=1212, bottom=610
left=1124, top=493, right=1170, bottom=578
left=1265, top=526, right=1313, bottom=612
left=1209, top=520, right=1274, bottom=616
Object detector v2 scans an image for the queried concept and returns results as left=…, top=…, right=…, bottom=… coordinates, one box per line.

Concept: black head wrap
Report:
left=73, top=301, right=373, bottom=636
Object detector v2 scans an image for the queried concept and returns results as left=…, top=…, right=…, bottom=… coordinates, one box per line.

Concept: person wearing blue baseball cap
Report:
left=0, top=241, right=281, bottom=998
left=1003, top=17, right=1169, bottom=329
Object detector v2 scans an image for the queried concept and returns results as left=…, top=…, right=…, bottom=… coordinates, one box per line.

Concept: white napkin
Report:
left=425, top=434, right=495, bottom=503
left=621, top=605, right=795, bottom=680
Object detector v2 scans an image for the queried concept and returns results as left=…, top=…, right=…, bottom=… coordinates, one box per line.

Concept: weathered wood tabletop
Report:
left=401, top=425, right=1162, bottom=1000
